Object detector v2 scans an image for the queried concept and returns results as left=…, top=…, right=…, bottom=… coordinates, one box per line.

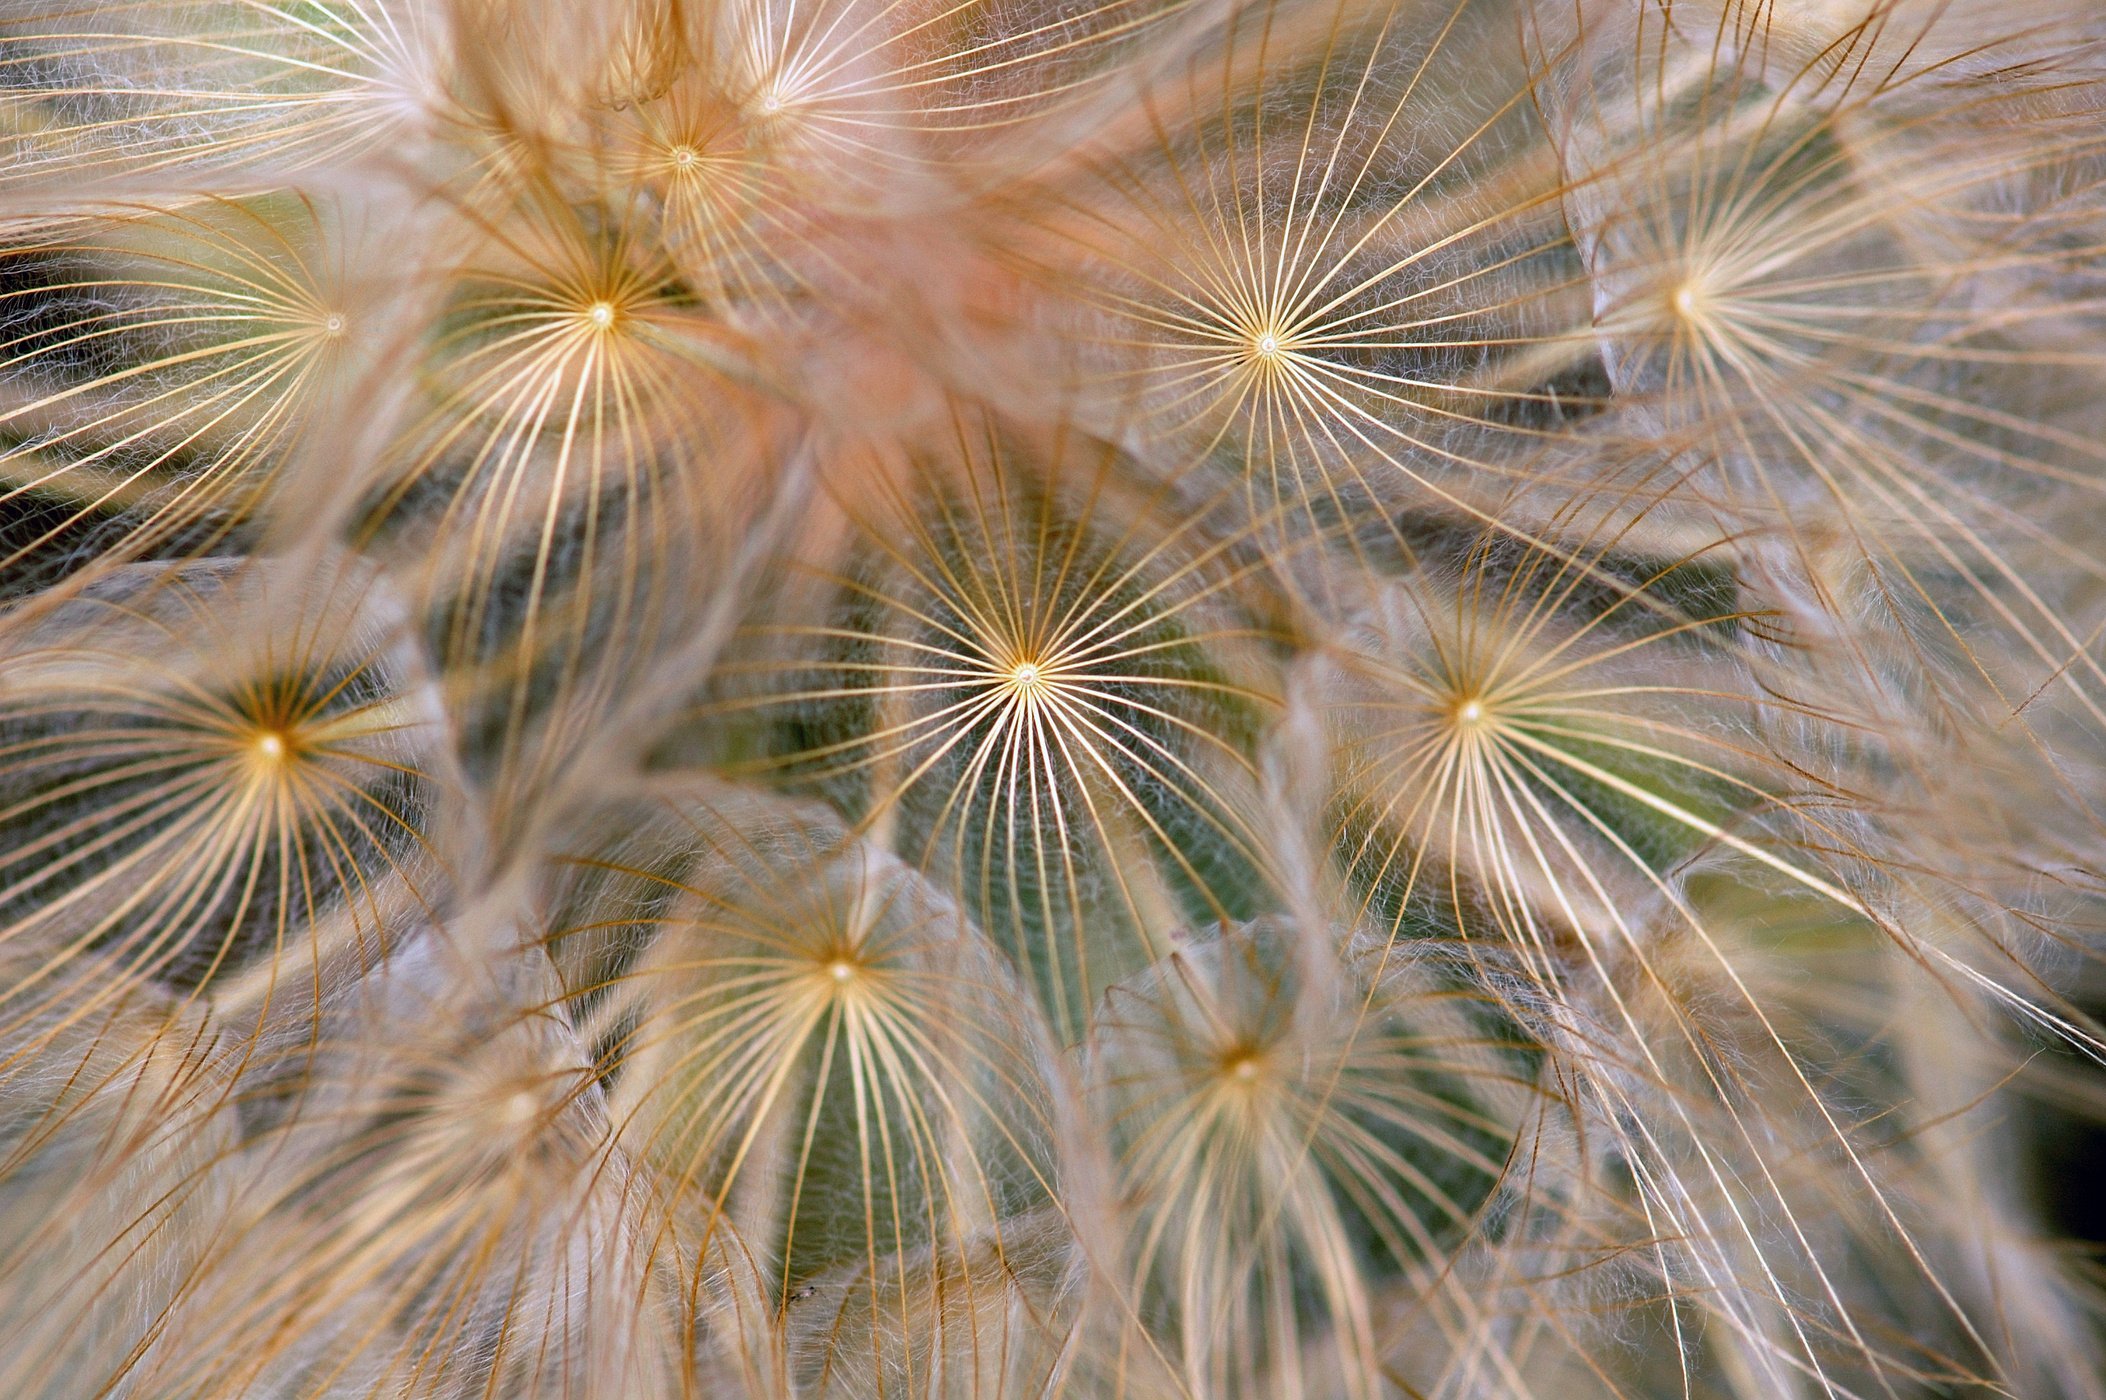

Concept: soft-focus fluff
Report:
left=2, top=0, right=2104, bottom=1395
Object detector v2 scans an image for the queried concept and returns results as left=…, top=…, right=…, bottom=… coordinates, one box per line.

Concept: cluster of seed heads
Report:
left=1, top=0, right=2104, bottom=1396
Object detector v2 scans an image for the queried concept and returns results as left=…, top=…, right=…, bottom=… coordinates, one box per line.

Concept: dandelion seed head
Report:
left=3, top=0, right=2099, bottom=1393
left=499, top=1088, right=541, bottom=1129
left=1665, top=270, right=1729, bottom=343
left=1242, top=323, right=1300, bottom=372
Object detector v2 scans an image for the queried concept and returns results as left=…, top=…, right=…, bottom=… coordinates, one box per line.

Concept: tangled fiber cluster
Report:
left=3, top=0, right=2105, bottom=1394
